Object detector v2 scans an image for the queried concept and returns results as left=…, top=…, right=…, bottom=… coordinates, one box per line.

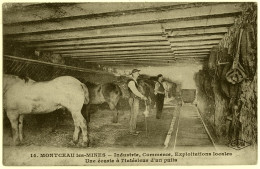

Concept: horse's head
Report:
left=102, top=83, right=122, bottom=110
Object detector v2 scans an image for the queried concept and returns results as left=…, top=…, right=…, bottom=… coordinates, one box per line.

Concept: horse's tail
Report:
left=81, top=83, right=89, bottom=104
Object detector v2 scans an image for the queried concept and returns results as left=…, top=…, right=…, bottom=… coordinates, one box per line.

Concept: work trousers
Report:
left=156, top=93, right=165, bottom=119
left=129, top=97, right=140, bottom=133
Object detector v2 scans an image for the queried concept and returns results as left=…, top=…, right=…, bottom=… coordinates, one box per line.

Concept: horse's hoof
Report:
left=12, top=140, right=21, bottom=146
left=81, top=141, right=90, bottom=147
left=72, top=140, right=79, bottom=145
left=68, top=140, right=77, bottom=147
left=112, top=119, right=118, bottom=123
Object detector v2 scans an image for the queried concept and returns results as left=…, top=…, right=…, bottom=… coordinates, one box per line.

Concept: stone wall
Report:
left=195, top=3, right=257, bottom=146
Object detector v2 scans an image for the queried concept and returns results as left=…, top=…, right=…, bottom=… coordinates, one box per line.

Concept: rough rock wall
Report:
left=240, top=74, right=257, bottom=146
left=195, top=3, right=257, bottom=146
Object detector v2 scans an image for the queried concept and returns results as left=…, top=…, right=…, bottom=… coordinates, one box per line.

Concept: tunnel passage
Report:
left=2, top=2, right=257, bottom=166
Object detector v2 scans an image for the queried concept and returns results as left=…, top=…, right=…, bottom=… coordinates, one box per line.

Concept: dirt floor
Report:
left=3, top=99, right=177, bottom=149
left=3, top=99, right=257, bottom=166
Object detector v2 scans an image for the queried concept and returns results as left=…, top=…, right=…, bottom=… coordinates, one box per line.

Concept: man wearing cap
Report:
left=154, top=74, right=165, bottom=119
left=128, top=69, right=148, bottom=135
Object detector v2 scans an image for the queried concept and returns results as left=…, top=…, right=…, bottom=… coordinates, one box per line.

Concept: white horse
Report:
left=3, top=75, right=89, bottom=146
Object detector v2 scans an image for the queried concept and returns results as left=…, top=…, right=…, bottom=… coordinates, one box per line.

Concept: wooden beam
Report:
left=53, top=46, right=172, bottom=54
left=90, top=57, right=207, bottom=64
left=82, top=58, right=207, bottom=64
left=37, top=38, right=220, bottom=51
left=83, top=57, right=176, bottom=61
left=174, top=48, right=212, bottom=52
left=84, top=59, right=179, bottom=63
left=37, top=42, right=171, bottom=51
left=4, top=3, right=241, bottom=35
left=71, top=53, right=174, bottom=58
left=74, top=52, right=209, bottom=60
left=67, top=48, right=213, bottom=58
left=168, top=34, right=224, bottom=42
left=5, top=29, right=164, bottom=42
left=77, top=55, right=176, bottom=60
left=175, top=52, right=210, bottom=56
left=5, top=14, right=236, bottom=42
left=166, top=27, right=228, bottom=37
left=3, top=2, right=188, bottom=24
left=166, top=32, right=226, bottom=39
left=90, top=60, right=205, bottom=66
left=175, top=49, right=211, bottom=53
left=79, top=55, right=207, bottom=61
left=34, top=40, right=170, bottom=49
left=61, top=49, right=173, bottom=57
left=22, top=27, right=225, bottom=49
left=172, top=45, right=216, bottom=51
left=24, top=36, right=167, bottom=48
left=170, top=40, right=220, bottom=47
left=175, top=55, right=208, bottom=58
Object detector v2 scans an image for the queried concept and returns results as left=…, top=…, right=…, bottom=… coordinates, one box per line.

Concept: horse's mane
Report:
left=77, top=78, right=99, bottom=89
left=84, top=81, right=99, bottom=89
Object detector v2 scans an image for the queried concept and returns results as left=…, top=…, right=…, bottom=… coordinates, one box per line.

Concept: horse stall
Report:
left=2, top=2, right=257, bottom=166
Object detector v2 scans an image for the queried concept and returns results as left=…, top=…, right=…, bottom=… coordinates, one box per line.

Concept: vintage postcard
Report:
left=1, top=1, right=258, bottom=166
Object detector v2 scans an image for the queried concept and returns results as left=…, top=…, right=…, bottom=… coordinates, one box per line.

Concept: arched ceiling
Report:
left=3, top=2, right=243, bottom=66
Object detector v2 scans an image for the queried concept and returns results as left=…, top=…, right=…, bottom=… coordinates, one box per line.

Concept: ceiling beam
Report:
left=175, top=52, right=209, bottom=56
left=170, top=39, right=220, bottom=47
left=3, top=2, right=189, bottom=24
left=65, top=47, right=214, bottom=58
left=168, top=34, right=224, bottom=42
left=82, top=57, right=207, bottom=65
left=35, top=35, right=223, bottom=51
left=83, top=58, right=207, bottom=66
left=78, top=54, right=208, bottom=61
left=23, top=27, right=225, bottom=48
left=37, top=42, right=171, bottom=51
left=71, top=52, right=209, bottom=59
left=24, top=36, right=167, bottom=48
left=71, top=53, right=174, bottom=58
left=175, top=55, right=208, bottom=58
left=166, top=27, right=228, bottom=37
left=3, top=3, right=241, bottom=35
left=49, top=41, right=216, bottom=54
left=82, top=57, right=177, bottom=61
left=77, top=56, right=176, bottom=60
left=172, top=45, right=216, bottom=51
left=174, top=48, right=212, bottom=52
left=174, top=50, right=210, bottom=54
left=52, top=46, right=172, bottom=54
left=61, top=49, right=173, bottom=56
left=5, top=15, right=235, bottom=42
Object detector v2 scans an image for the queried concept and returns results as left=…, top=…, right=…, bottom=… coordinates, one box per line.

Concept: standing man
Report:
left=128, top=69, right=148, bottom=135
left=154, top=74, right=165, bottom=119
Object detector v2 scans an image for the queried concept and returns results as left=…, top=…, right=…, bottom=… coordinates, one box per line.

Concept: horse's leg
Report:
left=18, top=115, right=24, bottom=142
left=112, top=109, right=119, bottom=123
left=71, top=111, right=88, bottom=146
left=71, top=116, right=81, bottom=144
left=81, top=104, right=91, bottom=123
left=87, top=105, right=91, bottom=123
left=6, top=111, right=20, bottom=145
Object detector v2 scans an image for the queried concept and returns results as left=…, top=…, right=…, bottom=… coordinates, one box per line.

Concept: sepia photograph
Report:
left=1, top=1, right=258, bottom=166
